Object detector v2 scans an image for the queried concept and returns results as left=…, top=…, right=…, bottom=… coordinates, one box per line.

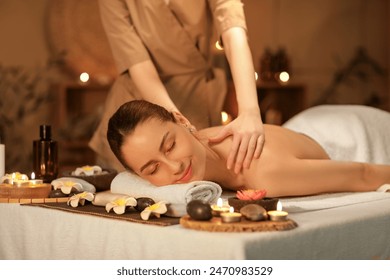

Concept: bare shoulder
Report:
left=197, top=126, right=224, bottom=138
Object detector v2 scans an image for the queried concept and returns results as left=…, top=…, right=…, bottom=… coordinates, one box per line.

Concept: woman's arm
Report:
left=209, top=27, right=265, bottom=174
left=264, top=158, right=390, bottom=197
left=129, top=60, right=179, bottom=112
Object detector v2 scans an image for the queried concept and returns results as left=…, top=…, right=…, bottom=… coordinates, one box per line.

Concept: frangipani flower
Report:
left=236, top=189, right=267, bottom=201
left=74, top=165, right=102, bottom=176
left=67, top=191, right=94, bottom=207
left=1, top=172, right=28, bottom=184
left=52, top=180, right=83, bottom=194
left=106, top=196, right=137, bottom=215
left=140, top=201, right=168, bottom=221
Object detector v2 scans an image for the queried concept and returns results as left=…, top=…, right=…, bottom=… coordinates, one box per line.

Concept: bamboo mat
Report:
left=22, top=202, right=180, bottom=226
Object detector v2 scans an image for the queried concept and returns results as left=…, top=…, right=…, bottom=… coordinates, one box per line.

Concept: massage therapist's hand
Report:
left=209, top=111, right=265, bottom=174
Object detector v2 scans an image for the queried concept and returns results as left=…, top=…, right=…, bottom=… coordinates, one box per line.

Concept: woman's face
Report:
left=121, top=118, right=207, bottom=186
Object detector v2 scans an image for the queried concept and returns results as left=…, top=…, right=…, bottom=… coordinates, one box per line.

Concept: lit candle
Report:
left=211, top=198, right=230, bottom=217
left=221, top=207, right=242, bottom=223
left=29, top=172, right=43, bottom=186
left=12, top=172, right=29, bottom=187
left=267, top=201, right=288, bottom=221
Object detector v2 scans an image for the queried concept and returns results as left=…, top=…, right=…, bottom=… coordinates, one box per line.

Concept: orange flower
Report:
left=236, top=189, right=267, bottom=201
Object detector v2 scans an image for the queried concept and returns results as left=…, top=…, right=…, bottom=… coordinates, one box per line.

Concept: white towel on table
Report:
left=283, top=105, right=390, bottom=164
left=281, top=184, right=390, bottom=213
left=110, top=171, right=222, bottom=217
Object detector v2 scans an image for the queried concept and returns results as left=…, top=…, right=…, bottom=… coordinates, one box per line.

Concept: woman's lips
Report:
left=176, top=162, right=192, bottom=183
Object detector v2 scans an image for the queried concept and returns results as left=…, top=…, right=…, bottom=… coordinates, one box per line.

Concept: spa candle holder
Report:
left=267, top=201, right=288, bottom=221
left=1, top=172, right=29, bottom=187
left=211, top=198, right=230, bottom=217
left=221, top=207, right=242, bottom=223
left=29, top=172, right=44, bottom=186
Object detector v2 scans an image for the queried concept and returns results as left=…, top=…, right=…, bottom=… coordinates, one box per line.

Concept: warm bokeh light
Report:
left=221, top=111, right=232, bottom=125
left=215, top=41, right=223, bottom=51
left=279, top=71, right=290, bottom=83
left=79, top=72, right=90, bottom=83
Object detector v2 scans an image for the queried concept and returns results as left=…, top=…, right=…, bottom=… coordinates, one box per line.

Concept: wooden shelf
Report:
left=53, top=82, right=112, bottom=173
left=257, top=82, right=306, bottom=125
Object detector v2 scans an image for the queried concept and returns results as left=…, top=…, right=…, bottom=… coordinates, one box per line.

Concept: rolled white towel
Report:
left=110, top=171, right=222, bottom=206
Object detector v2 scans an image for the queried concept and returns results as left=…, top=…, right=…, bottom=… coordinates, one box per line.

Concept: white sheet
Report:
left=281, top=191, right=390, bottom=213
left=1, top=193, right=390, bottom=260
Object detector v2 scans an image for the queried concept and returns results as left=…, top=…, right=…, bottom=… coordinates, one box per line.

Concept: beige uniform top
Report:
left=90, top=0, right=248, bottom=171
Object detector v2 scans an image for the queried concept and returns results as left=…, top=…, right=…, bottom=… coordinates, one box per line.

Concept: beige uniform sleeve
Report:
left=98, top=0, right=151, bottom=74
left=208, top=0, right=247, bottom=36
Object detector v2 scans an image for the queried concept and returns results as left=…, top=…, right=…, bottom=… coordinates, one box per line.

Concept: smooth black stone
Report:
left=186, top=200, right=212, bottom=221
left=135, top=197, right=155, bottom=212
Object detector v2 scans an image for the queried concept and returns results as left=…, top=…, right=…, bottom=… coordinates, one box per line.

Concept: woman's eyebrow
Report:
left=139, top=131, right=170, bottom=173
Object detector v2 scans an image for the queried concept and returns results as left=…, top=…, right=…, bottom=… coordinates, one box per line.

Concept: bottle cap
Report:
left=40, top=125, right=51, bottom=140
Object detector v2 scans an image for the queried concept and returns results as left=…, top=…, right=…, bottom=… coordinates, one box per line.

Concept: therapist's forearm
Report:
left=129, top=60, right=179, bottom=112
left=222, top=27, right=260, bottom=115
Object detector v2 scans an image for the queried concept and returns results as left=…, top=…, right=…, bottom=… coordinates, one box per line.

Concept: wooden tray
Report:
left=0, top=183, right=52, bottom=199
left=180, top=215, right=297, bottom=232
left=0, top=197, right=69, bottom=204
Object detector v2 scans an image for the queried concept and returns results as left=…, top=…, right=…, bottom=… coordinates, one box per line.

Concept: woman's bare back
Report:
left=200, top=125, right=330, bottom=192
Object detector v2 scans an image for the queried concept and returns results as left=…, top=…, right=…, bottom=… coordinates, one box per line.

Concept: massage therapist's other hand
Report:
left=209, top=111, right=265, bottom=174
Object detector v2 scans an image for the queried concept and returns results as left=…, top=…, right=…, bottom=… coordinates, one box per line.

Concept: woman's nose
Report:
left=166, top=159, right=184, bottom=175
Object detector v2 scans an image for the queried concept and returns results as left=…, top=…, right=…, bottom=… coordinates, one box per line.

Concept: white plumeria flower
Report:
left=67, top=191, right=94, bottom=208
left=105, top=196, right=137, bottom=215
left=74, top=165, right=103, bottom=176
left=52, top=180, right=83, bottom=194
left=140, top=201, right=168, bottom=221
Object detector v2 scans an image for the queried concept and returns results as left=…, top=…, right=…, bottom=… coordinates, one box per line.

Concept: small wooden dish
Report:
left=0, top=183, right=52, bottom=199
left=180, top=215, right=297, bottom=232
left=228, top=197, right=279, bottom=212
left=62, top=168, right=118, bottom=191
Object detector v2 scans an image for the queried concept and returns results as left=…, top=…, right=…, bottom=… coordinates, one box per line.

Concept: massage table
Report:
left=2, top=104, right=390, bottom=259
left=1, top=191, right=389, bottom=260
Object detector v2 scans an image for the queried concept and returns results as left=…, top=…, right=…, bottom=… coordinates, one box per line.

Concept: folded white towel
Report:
left=281, top=184, right=390, bottom=213
left=283, top=105, right=390, bottom=164
left=110, top=171, right=222, bottom=216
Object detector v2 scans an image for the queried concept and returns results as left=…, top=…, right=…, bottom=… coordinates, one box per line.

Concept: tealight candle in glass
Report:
left=221, top=207, right=242, bottom=223
left=267, top=201, right=288, bottom=221
left=29, top=172, right=44, bottom=186
left=11, top=172, right=29, bottom=187
left=211, top=198, right=230, bottom=217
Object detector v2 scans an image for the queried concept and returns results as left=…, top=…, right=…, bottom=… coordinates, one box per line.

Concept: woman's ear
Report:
left=171, top=111, right=196, bottom=132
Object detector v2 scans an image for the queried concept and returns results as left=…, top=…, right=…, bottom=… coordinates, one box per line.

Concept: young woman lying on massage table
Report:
left=107, top=100, right=390, bottom=197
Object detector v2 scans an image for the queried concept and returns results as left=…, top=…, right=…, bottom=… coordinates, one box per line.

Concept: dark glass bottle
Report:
left=33, top=125, right=58, bottom=183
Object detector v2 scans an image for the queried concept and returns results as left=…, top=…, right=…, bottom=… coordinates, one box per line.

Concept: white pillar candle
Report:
left=0, top=141, right=4, bottom=178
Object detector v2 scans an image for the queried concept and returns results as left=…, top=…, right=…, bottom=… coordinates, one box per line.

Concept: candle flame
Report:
left=217, top=198, right=223, bottom=207
left=229, top=206, right=234, bottom=213
left=31, top=172, right=35, bottom=180
left=277, top=200, right=283, bottom=211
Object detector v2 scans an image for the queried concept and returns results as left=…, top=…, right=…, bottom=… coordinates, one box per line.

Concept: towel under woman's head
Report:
left=108, top=171, right=222, bottom=217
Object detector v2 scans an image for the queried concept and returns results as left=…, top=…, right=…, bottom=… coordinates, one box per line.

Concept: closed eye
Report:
left=166, top=141, right=176, bottom=153
left=149, top=163, right=159, bottom=175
